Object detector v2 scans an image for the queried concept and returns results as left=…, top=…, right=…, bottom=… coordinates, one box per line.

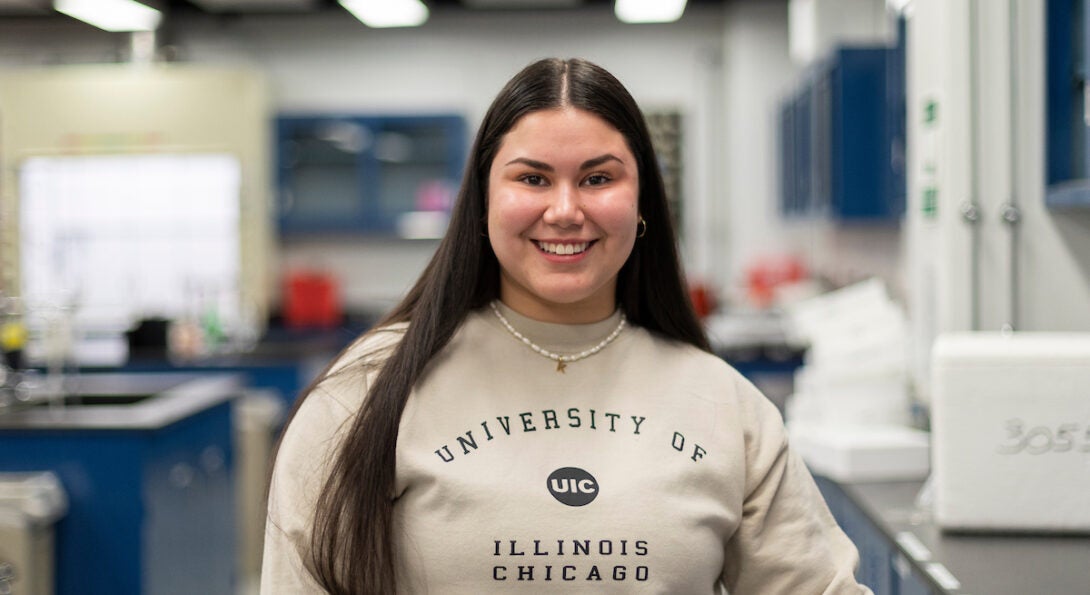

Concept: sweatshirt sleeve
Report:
left=261, top=518, right=327, bottom=593
left=721, top=375, right=872, bottom=595
left=260, top=330, right=401, bottom=594
left=260, top=383, right=356, bottom=595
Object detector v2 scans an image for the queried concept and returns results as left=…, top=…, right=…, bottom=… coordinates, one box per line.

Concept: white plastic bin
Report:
left=0, top=472, right=67, bottom=595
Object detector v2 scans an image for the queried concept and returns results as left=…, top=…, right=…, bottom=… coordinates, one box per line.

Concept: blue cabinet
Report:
left=1046, top=0, right=1090, bottom=208
left=814, top=476, right=1090, bottom=594
left=815, top=476, right=897, bottom=593
left=780, top=86, right=814, bottom=217
left=778, top=43, right=906, bottom=221
left=0, top=374, right=240, bottom=595
left=276, top=114, right=467, bottom=236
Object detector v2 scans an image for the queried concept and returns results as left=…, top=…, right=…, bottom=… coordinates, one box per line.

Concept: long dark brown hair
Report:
left=287, top=57, right=710, bottom=594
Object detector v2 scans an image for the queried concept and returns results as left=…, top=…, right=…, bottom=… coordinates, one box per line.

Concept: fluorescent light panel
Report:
left=339, top=0, right=428, bottom=28
left=462, top=0, right=582, bottom=8
left=614, top=0, right=686, bottom=23
left=188, top=0, right=319, bottom=12
left=55, top=0, right=161, bottom=31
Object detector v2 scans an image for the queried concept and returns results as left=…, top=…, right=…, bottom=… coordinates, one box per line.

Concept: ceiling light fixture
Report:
left=614, top=0, right=686, bottom=24
left=54, top=0, right=162, bottom=32
left=338, top=0, right=429, bottom=28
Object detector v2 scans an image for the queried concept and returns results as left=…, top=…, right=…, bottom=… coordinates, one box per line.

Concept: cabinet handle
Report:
left=169, top=463, right=194, bottom=489
left=1083, top=80, right=1090, bottom=127
left=960, top=202, right=981, bottom=224
left=200, top=446, right=226, bottom=474
left=1000, top=203, right=1021, bottom=225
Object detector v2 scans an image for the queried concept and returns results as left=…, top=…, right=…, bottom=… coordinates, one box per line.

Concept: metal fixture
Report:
left=1000, top=203, right=1021, bottom=225
left=959, top=201, right=981, bottom=224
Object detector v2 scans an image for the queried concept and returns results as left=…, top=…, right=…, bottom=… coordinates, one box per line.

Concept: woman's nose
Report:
left=542, top=184, right=585, bottom=227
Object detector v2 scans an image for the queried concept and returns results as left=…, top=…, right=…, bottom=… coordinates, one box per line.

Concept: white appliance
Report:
left=931, top=332, right=1090, bottom=532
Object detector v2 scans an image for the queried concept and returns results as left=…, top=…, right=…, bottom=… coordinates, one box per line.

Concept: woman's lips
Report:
left=534, top=240, right=593, bottom=256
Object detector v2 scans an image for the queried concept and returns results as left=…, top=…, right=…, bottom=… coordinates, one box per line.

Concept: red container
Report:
left=283, top=271, right=342, bottom=329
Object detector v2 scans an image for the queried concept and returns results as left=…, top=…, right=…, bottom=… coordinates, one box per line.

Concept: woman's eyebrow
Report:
left=504, top=157, right=553, bottom=171
left=580, top=154, right=623, bottom=169
left=503, top=154, right=623, bottom=171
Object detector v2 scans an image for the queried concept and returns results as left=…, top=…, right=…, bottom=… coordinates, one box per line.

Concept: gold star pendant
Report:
left=556, top=360, right=567, bottom=373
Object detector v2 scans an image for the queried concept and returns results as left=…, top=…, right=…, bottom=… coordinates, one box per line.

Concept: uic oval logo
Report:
left=547, top=467, right=599, bottom=507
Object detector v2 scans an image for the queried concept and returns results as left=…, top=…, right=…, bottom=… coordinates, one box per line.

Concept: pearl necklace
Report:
left=489, top=302, right=627, bottom=373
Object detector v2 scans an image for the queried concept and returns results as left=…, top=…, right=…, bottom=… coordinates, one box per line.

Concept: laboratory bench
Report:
left=0, top=372, right=244, bottom=595
left=116, top=320, right=368, bottom=412
left=816, top=476, right=1090, bottom=594
left=0, top=324, right=361, bottom=594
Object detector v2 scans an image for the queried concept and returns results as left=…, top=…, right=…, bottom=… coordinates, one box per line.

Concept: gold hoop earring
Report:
left=637, top=216, right=647, bottom=238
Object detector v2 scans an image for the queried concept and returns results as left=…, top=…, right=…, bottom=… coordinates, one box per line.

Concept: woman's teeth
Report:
left=537, top=241, right=589, bottom=255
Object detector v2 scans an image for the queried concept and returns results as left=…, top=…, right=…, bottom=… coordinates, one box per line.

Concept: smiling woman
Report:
left=262, top=58, right=872, bottom=595
left=488, top=107, right=640, bottom=323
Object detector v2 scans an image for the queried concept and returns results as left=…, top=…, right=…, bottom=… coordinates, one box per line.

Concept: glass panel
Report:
left=375, top=123, right=456, bottom=217
left=284, top=121, right=365, bottom=221
left=1080, top=0, right=1089, bottom=176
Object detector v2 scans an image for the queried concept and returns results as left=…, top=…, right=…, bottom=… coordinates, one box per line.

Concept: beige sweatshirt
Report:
left=262, top=303, right=871, bottom=594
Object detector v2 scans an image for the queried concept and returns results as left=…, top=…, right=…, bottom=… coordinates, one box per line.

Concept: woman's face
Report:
left=487, top=107, right=640, bottom=324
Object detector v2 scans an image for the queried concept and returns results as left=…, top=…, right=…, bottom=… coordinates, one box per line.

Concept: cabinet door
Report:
left=1045, top=0, right=1090, bottom=207
left=277, top=114, right=466, bottom=236
left=278, top=118, right=369, bottom=232
left=778, top=100, right=797, bottom=215
left=812, top=68, right=833, bottom=215
left=777, top=45, right=906, bottom=222
left=814, top=477, right=895, bottom=594
left=144, top=402, right=236, bottom=595
left=368, top=116, right=465, bottom=235
left=794, top=87, right=814, bottom=214
left=831, top=48, right=892, bottom=220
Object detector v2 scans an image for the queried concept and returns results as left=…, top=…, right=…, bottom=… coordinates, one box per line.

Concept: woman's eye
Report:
left=520, top=174, right=546, bottom=186
left=584, top=173, right=611, bottom=186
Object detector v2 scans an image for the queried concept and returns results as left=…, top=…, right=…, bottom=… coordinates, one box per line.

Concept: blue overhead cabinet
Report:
left=778, top=45, right=906, bottom=221
left=1046, top=0, right=1090, bottom=208
left=276, top=115, right=467, bottom=236
left=778, top=84, right=815, bottom=217
left=778, top=100, right=796, bottom=214
left=797, top=85, right=815, bottom=216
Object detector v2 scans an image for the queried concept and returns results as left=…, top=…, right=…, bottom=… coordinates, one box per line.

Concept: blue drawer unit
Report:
left=0, top=374, right=241, bottom=595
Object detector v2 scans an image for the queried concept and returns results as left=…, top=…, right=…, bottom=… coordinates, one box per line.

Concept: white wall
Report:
left=718, top=0, right=800, bottom=292
left=788, top=0, right=892, bottom=64
left=720, top=0, right=905, bottom=306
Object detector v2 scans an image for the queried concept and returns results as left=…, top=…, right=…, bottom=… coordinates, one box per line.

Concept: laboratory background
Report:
left=0, top=0, right=1088, bottom=593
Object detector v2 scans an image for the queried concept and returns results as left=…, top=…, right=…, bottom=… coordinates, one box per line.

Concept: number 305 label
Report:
left=997, top=419, right=1090, bottom=455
